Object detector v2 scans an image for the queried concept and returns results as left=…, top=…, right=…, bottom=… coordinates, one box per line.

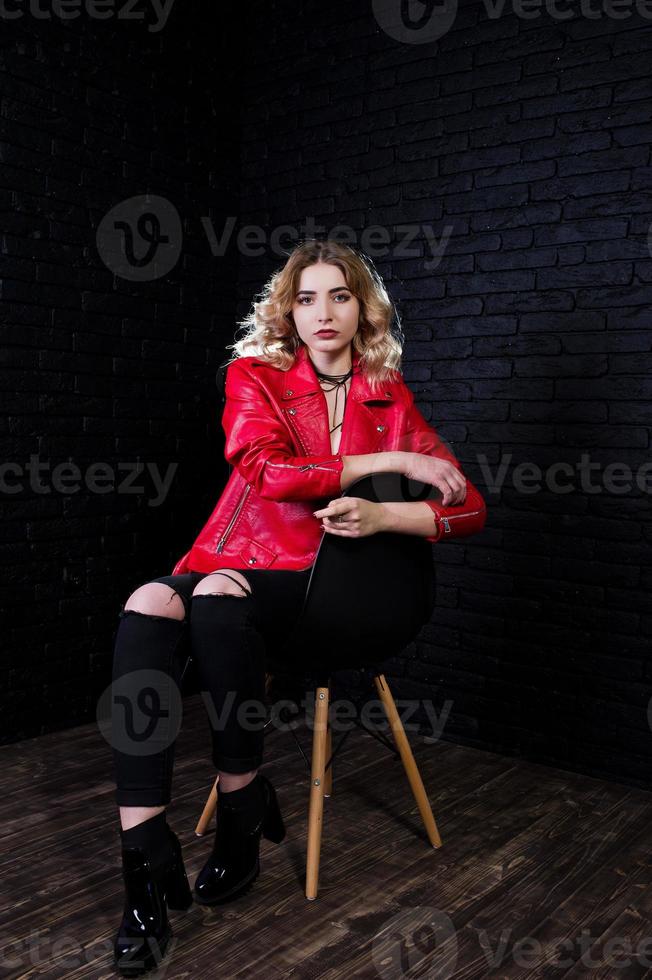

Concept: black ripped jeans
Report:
left=111, top=566, right=313, bottom=808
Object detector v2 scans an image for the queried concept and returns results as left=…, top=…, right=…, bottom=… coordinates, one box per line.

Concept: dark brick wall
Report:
left=235, top=0, right=652, bottom=790
left=1, top=6, right=242, bottom=738
left=2, top=1, right=650, bottom=791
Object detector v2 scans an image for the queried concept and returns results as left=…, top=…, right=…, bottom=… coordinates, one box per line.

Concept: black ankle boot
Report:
left=113, top=818, right=192, bottom=977
left=193, top=773, right=285, bottom=906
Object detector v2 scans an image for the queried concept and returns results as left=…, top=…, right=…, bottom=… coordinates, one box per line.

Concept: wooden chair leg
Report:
left=195, top=774, right=219, bottom=836
left=324, top=719, right=333, bottom=798
left=306, top=684, right=330, bottom=900
left=373, top=674, right=442, bottom=848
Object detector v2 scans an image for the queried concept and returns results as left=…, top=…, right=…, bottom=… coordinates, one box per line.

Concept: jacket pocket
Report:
left=239, top=536, right=278, bottom=569
left=216, top=483, right=252, bottom=554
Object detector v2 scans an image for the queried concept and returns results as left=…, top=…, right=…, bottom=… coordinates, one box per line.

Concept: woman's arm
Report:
left=396, top=384, right=487, bottom=541
left=375, top=500, right=443, bottom=540
left=318, top=384, right=487, bottom=544
left=339, top=451, right=407, bottom=490
left=321, top=462, right=486, bottom=543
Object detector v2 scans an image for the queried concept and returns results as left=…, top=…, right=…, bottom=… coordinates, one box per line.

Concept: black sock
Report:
left=120, top=810, right=171, bottom=875
left=218, top=774, right=265, bottom=833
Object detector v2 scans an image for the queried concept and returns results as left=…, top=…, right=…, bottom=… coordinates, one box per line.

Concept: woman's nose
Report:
left=316, top=305, right=332, bottom=323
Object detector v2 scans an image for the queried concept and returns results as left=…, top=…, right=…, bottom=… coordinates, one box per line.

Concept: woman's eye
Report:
left=297, top=293, right=350, bottom=305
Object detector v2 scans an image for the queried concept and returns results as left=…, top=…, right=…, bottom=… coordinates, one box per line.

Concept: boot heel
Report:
left=164, top=861, right=193, bottom=911
left=261, top=783, right=286, bottom=844
left=162, top=832, right=193, bottom=911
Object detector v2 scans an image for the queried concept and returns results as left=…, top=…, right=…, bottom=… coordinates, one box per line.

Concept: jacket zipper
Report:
left=439, top=507, right=484, bottom=533
left=297, top=459, right=342, bottom=471
left=216, top=483, right=251, bottom=553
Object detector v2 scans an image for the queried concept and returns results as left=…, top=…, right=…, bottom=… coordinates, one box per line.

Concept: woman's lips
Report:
left=315, top=330, right=338, bottom=336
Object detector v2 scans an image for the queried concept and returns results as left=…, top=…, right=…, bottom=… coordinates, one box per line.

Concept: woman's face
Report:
left=291, top=263, right=360, bottom=357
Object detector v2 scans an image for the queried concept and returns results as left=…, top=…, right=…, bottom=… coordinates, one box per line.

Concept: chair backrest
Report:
left=276, top=472, right=440, bottom=677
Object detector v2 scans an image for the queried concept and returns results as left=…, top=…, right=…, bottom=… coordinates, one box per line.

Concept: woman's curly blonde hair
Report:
left=225, top=239, right=406, bottom=394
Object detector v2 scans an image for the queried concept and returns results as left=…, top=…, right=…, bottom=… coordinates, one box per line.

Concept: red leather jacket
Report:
left=172, top=344, right=487, bottom=574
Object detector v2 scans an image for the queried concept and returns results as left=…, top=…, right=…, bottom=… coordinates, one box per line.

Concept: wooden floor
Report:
left=1, top=691, right=652, bottom=980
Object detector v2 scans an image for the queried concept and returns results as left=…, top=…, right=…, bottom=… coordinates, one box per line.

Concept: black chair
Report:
left=195, top=472, right=443, bottom=899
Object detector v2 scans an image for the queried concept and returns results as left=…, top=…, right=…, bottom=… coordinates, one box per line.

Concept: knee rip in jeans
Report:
left=191, top=571, right=253, bottom=601
left=120, top=584, right=189, bottom=622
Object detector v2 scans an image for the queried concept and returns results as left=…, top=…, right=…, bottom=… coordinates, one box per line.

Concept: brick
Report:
left=515, top=354, right=608, bottom=377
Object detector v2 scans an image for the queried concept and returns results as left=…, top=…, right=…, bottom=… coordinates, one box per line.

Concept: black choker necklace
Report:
left=314, top=366, right=353, bottom=436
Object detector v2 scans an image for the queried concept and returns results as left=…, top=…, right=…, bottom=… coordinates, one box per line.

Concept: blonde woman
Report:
left=110, top=239, right=486, bottom=975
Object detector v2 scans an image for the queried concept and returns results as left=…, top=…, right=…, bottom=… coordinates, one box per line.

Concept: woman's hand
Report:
left=313, top=498, right=386, bottom=537
left=403, top=452, right=467, bottom=506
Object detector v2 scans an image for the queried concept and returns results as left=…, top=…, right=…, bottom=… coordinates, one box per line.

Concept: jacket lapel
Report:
left=270, top=343, right=397, bottom=458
